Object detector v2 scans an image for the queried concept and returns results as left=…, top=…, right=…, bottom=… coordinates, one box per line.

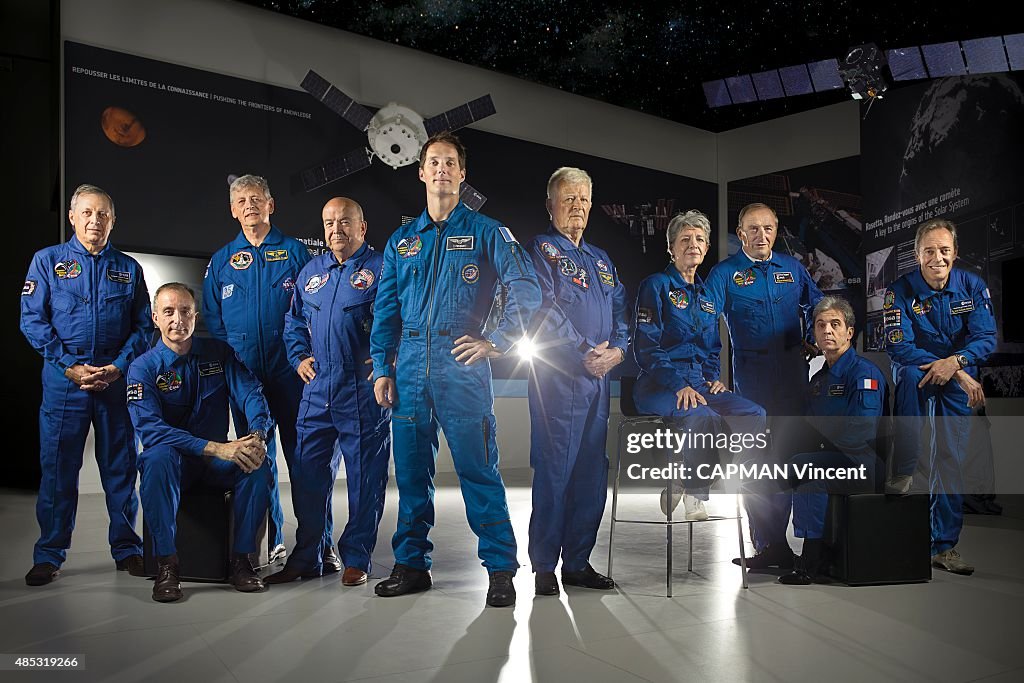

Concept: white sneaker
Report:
left=683, top=495, right=709, bottom=521
left=931, top=548, right=974, bottom=575
left=660, top=486, right=682, bottom=516
left=885, top=474, right=913, bottom=495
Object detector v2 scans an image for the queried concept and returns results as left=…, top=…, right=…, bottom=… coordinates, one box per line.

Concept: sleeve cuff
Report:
left=486, top=332, right=513, bottom=355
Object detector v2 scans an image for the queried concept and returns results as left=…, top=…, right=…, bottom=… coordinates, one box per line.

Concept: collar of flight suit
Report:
left=545, top=225, right=598, bottom=259
left=907, top=267, right=968, bottom=302
left=413, top=202, right=469, bottom=233
left=67, top=234, right=112, bottom=258
left=321, top=241, right=371, bottom=273
left=230, top=224, right=285, bottom=250
left=738, top=248, right=776, bottom=267
left=662, top=263, right=705, bottom=293
left=152, top=335, right=206, bottom=367
left=823, top=344, right=859, bottom=381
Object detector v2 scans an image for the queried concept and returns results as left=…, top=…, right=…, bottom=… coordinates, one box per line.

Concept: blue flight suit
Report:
left=705, top=250, right=823, bottom=550
left=370, top=201, right=541, bottom=573
left=283, top=244, right=391, bottom=574
left=525, top=228, right=630, bottom=573
left=203, top=226, right=312, bottom=548
left=127, top=337, right=273, bottom=557
left=633, top=266, right=767, bottom=492
left=884, top=267, right=995, bottom=554
left=20, top=235, right=151, bottom=567
left=788, top=347, right=885, bottom=539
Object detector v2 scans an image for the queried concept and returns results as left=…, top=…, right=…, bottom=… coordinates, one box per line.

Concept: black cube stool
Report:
left=824, top=493, right=931, bottom=585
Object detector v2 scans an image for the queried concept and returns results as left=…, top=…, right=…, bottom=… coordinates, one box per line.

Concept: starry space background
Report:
left=236, top=0, right=1016, bottom=131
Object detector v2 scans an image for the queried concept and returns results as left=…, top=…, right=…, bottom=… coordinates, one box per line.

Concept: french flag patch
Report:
left=862, top=378, right=879, bottom=390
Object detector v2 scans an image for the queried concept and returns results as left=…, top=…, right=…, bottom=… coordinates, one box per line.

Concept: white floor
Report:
left=1, top=473, right=1022, bottom=683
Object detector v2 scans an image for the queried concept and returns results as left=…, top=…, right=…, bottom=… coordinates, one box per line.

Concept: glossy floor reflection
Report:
left=1, top=476, right=1022, bottom=683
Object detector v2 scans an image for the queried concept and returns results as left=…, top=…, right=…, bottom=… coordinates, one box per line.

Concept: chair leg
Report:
left=687, top=521, right=694, bottom=572
left=735, top=493, right=748, bottom=589
left=666, top=520, right=673, bottom=598
left=608, top=420, right=626, bottom=580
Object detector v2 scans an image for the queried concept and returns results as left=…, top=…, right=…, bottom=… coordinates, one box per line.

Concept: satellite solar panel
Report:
left=724, top=75, right=757, bottom=104
left=751, top=70, right=785, bottom=100
left=300, top=148, right=372, bottom=191
left=1005, top=33, right=1024, bottom=70
left=922, top=42, right=967, bottom=76
left=887, top=47, right=928, bottom=81
left=702, top=80, right=732, bottom=108
left=300, top=70, right=373, bottom=131
left=962, top=36, right=1009, bottom=73
left=779, top=65, right=813, bottom=96
left=808, top=58, right=844, bottom=91
left=424, top=95, right=497, bottom=136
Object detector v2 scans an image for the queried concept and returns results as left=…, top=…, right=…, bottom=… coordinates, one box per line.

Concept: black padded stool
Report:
left=824, top=493, right=931, bottom=585
left=143, top=488, right=269, bottom=582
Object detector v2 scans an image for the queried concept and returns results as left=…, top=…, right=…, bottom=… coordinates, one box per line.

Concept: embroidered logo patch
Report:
left=221, top=284, right=234, bottom=299
left=282, top=277, right=295, bottom=292
left=559, top=257, right=578, bottom=276
left=446, top=236, right=474, bottom=251
left=304, top=273, right=330, bottom=294
left=461, top=263, right=480, bottom=284
left=265, top=249, right=289, bottom=262
left=199, top=361, right=224, bottom=376
left=498, top=226, right=517, bottom=243
left=862, top=378, right=879, bottom=390
left=774, top=271, right=795, bottom=284
left=126, top=382, right=143, bottom=401
left=156, top=370, right=182, bottom=393
left=732, top=269, right=755, bottom=287
left=699, top=298, right=716, bottom=315
left=397, top=235, right=422, bottom=258
left=350, top=268, right=375, bottom=290
left=669, top=289, right=689, bottom=309
left=884, top=309, right=902, bottom=327
left=596, top=259, right=610, bottom=273
left=599, top=271, right=615, bottom=287
left=911, top=298, right=932, bottom=315
left=886, top=328, right=904, bottom=344
left=230, top=251, right=253, bottom=270
left=950, top=299, right=975, bottom=315
left=106, top=269, right=131, bottom=284
left=883, top=290, right=895, bottom=310
left=54, top=260, right=82, bottom=279
left=571, top=269, right=589, bottom=290
left=540, top=242, right=561, bottom=262
left=828, top=384, right=845, bottom=396
left=637, top=307, right=653, bottom=324
left=22, top=280, right=36, bottom=296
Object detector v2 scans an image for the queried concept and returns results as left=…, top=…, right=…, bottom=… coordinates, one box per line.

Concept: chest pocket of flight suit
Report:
left=101, top=284, right=134, bottom=342
left=50, top=289, right=85, bottom=339
left=728, top=291, right=766, bottom=342
left=397, top=254, right=425, bottom=326
left=444, top=251, right=479, bottom=319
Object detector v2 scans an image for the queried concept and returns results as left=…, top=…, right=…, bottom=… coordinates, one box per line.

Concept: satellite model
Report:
left=298, top=70, right=496, bottom=210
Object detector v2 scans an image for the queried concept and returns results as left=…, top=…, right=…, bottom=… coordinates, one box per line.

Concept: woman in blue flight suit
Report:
left=633, top=210, right=767, bottom=520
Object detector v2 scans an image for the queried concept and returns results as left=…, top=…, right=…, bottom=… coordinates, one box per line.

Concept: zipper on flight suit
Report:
left=482, top=416, right=490, bottom=465
left=254, top=244, right=266, bottom=376
left=425, top=224, right=442, bottom=378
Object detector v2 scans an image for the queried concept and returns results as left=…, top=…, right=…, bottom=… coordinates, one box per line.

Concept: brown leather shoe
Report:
left=342, top=567, right=368, bottom=586
left=263, top=563, right=319, bottom=584
left=230, top=554, right=265, bottom=593
left=153, top=557, right=182, bottom=603
left=115, top=554, right=146, bottom=577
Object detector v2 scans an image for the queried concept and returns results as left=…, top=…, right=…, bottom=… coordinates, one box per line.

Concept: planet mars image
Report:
left=101, top=106, right=146, bottom=147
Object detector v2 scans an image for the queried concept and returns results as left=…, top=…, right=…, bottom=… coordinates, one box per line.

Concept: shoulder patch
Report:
left=636, top=307, right=653, bottom=324
left=222, top=284, right=235, bottom=300
left=22, top=280, right=36, bottom=296
left=498, top=226, right=517, bottom=243
left=861, top=378, right=879, bottom=390
left=886, top=328, right=904, bottom=344
left=126, top=382, right=143, bottom=402
left=883, top=290, right=894, bottom=310
left=883, top=309, right=902, bottom=328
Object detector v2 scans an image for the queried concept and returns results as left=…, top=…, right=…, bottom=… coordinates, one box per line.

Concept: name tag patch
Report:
left=127, top=382, right=143, bottom=401
left=265, top=249, right=288, bottom=262
left=950, top=299, right=975, bottom=315
left=828, top=383, right=846, bottom=397
left=700, top=298, right=716, bottom=315
left=774, top=271, right=795, bottom=284
left=230, top=251, right=253, bottom=270
left=222, top=284, right=234, bottom=299
left=54, top=260, right=82, bottom=279
left=199, top=361, right=224, bottom=376
left=156, top=370, right=182, bottom=393
left=446, top=236, right=474, bottom=251
left=637, top=307, right=653, bottom=324
left=106, top=269, right=131, bottom=284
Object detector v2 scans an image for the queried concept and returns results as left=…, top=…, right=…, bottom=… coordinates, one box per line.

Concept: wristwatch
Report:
left=955, top=354, right=968, bottom=369
left=249, top=429, right=268, bottom=443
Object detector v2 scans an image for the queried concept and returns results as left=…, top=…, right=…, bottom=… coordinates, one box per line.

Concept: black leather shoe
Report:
left=561, top=563, right=615, bottom=590
left=115, top=554, right=146, bottom=577
left=535, top=572, right=559, bottom=596
left=322, top=546, right=342, bottom=574
left=487, top=571, right=516, bottom=607
left=25, top=562, right=59, bottom=586
left=778, top=569, right=813, bottom=585
left=732, top=543, right=795, bottom=570
left=374, top=564, right=432, bottom=597
left=263, top=563, right=319, bottom=584
left=230, top=554, right=265, bottom=593
left=153, top=558, right=182, bottom=602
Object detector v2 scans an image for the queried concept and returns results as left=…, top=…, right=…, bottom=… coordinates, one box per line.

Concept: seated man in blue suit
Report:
left=127, top=283, right=273, bottom=602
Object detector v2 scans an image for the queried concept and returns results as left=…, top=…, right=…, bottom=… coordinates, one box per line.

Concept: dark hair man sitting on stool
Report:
left=127, top=283, right=273, bottom=602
